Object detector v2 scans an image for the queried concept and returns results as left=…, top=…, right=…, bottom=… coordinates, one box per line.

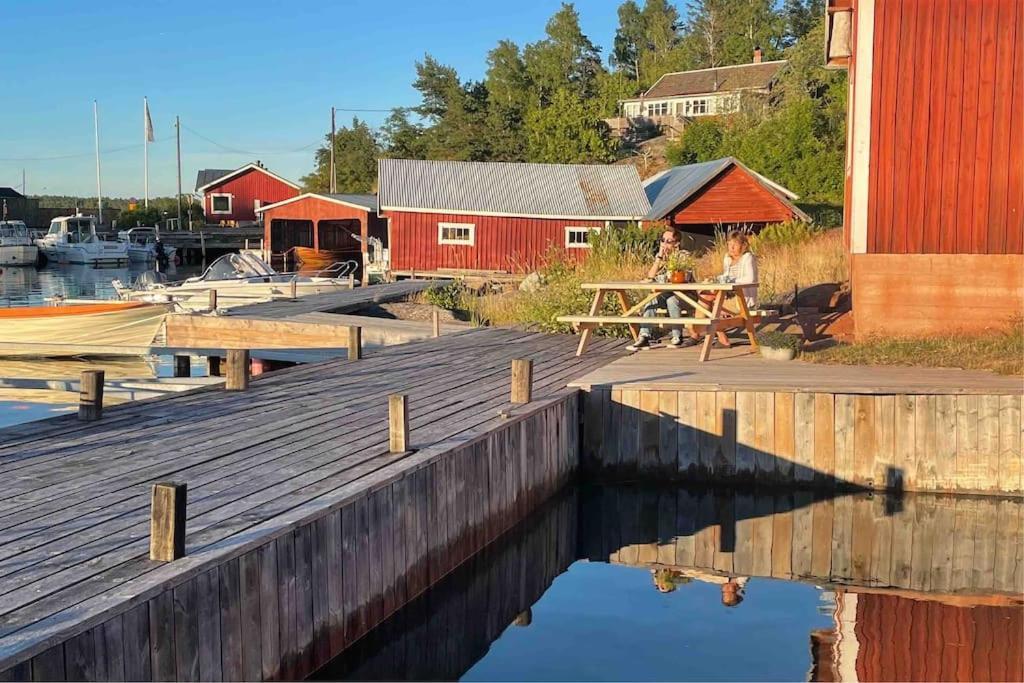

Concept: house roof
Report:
left=636, top=60, right=788, bottom=100
left=378, top=159, right=651, bottom=220
left=256, top=192, right=378, bottom=214
left=195, top=163, right=301, bottom=193
left=643, top=157, right=808, bottom=221
left=0, top=187, right=25, bottom=199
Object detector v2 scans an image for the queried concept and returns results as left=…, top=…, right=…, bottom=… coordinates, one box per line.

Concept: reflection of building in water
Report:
left=810, top=590, right=1024, bottom=682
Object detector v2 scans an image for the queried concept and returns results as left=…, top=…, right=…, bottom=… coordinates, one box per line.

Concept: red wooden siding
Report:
left=261, top=196, right=376, bottom=253
left=865, top=0, right=1023, bottom=255
left=386, top=212, right=605, bottom=272
left=669, top=165, right=797, bottom=226
left=204, top=168, right=299, bottom=224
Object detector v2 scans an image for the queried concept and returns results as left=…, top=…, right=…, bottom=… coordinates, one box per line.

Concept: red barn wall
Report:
left=261, top=197, right=373, bottom=253
left=204, top=169, right=299, bottom=224
left=670, top=165, right=796, bottom=226
left=386, top=211, right=606, bottom=272
left=849, top=0, right=1024, bottom=338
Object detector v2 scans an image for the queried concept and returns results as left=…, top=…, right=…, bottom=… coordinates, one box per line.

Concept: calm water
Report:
left=313, top=484, right=1023, bottom=682
left=0, top=262, right=200, bottom=308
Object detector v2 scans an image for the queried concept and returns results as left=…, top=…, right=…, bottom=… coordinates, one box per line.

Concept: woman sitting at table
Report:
left=627, top=228, right=695, bottom=351
left=684, top=229, right=759, bottom=348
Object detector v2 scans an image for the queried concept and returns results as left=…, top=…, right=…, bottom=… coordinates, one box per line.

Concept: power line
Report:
left=0, top=137, right=171, bottom=162
left=179, top=124, right=321, bottom=156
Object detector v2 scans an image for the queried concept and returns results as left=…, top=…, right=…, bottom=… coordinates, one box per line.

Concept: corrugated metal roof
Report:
left=195, top=169, right=232, bottom=191
left=325, top=193, right=377, bottom=211
left=641, top=60, right=787, bottom=99
left=0, top=187, right=25, bottom=199
left=644, top=157, right=807, bottom=221
left=378, top=159, right=650, bottom=219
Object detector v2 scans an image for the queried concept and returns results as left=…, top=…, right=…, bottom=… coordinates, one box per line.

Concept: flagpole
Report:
left=176, top=115, right=183, bottom=231
left=330, top=106, right=336, bottom=193
left=94, top=100, right=103, bottom=225
left=144, top=96, right=150, bottom=209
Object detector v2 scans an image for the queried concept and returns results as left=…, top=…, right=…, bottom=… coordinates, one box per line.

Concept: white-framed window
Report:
left=565, top=226, right=600, bottom=249
left=684, top=99, right=709, bottom=116
left=438, top=222, right=475, bottom=246
left=646, top=101, right=670, bottom=116
left=210, top=193, right=232, bottom=214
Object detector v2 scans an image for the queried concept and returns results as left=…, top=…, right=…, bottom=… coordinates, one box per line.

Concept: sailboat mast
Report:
left=93, top=100, right=103, bottom=225
left=144, top=96, right=150, bottom=209
left=176, top=116, right=183, bottom=231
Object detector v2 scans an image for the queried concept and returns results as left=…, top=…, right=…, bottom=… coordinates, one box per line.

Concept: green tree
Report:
left=524, top=3, right=604, bottom=103
left=525, top=88, right=616, bottom=164
left=301, top=118, right=381, bottom=193
left=665, top=118, right=725, bottom=165
left=611, top=0, right=645, bottom=81
left=683, top=0, right=785, bottom=68
left=783, top=0, right=825, bottom=44
left=381, top=108, right=428, bottom=159
left=484, top=40, right=531, bottom=160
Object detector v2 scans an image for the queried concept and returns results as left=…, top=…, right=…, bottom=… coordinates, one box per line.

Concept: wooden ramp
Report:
left=0, top=329, right=620, bottom=681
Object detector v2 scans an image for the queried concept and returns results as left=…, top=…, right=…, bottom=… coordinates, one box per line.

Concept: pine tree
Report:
left=524, top=3, right=604, bottom=103
left=301, top=118, right=381, bottom=193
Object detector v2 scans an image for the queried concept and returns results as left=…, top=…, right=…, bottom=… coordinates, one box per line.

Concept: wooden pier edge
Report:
left=0, top=389, right=581, bottom=680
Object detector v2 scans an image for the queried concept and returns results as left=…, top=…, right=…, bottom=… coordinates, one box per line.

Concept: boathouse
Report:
left=643, top=157, right=808, bottom=239
left=256, top=193, right=385, bottom=282
left=195, top=162, right=300, bottom=226
left=828, top=0, right=1023, bottom=338
left=377, top=159, right=651, bottom=274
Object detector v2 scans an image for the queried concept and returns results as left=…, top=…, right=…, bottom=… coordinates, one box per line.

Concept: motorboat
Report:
left=0, top=300, right=173, bottom=357
left=35, top=215, right=129, bottom=267
left=116, top=227, right=178, bottom=265
left=0, top=220, right=39, bottom=266
left=112, top=252, right=356, bottom=309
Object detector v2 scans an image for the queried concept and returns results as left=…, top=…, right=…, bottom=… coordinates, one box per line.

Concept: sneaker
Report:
left=667, top=336, right=684, bottom=347
left=627, top=335, right=652, bottom=351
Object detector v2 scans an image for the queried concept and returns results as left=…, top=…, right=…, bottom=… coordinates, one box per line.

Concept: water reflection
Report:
left=0, top=262, right=199, bottom=308
left=313, top=484, right=1023, bottom=682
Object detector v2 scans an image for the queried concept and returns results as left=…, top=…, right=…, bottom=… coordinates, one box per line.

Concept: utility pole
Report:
left=21, top=169, right=25, bottom=195
left=330, top=106, right=336, bottom=193
left=176, top=116, right=183, bottom=231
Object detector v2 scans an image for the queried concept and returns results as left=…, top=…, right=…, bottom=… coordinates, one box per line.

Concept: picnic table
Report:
left=557, top=281, right=769, bottom=362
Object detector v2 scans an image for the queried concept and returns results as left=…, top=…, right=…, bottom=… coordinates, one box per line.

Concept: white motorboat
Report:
left=112, top=252, right=356, bottom=309
left=35, top=215, right=129, bottom=267
left=0, top=220, right=39, bottom=266
left=116, top=227, right=178, bottom=264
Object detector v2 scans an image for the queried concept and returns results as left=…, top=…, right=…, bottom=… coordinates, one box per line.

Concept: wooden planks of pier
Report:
left=0, top=329, right=620, bottom=681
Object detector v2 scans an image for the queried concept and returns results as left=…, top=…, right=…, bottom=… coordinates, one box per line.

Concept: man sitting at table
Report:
left=627, top=228, right=697, bottom=351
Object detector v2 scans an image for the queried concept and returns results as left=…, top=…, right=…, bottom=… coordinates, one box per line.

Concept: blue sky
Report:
left=0, top=0, right=625, bottom=198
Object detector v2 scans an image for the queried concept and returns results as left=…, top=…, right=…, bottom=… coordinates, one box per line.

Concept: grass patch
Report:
left=803, top=324, right=1024, bottom=376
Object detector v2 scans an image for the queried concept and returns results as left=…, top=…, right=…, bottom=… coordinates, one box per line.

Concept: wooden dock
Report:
left=571, top=346, right=1023, bottom=495
left=0, top=329, right=620, bottom=681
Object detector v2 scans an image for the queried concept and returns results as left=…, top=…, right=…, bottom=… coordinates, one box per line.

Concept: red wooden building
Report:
left=195, top=163, right=300, bottom=226
left=643, top=157, right=808, bottom=237
left=827, top=0, right=1023, bottom=337
left=377, top=159, right=651, bottom=273
left=256, top=193, right=385, bottom=283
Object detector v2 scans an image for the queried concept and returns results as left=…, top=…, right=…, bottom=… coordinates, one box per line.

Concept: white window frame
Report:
left=209, top=193, right=233, bottom=215
left=437, top=221, right=475, bottom=246
left=646, top=101, right=670, bottom=116
left=565, top=226, right=600, bottom=249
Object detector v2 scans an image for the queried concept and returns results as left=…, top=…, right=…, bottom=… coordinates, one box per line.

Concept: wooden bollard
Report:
left=226, top=349, right=250, bottom=391
left=289, top=278, right=297, bottom=300
left=208, top=355, right=222, bottom=377
left=348, top=325, right=362, bottom=360
left=78, top=370, right=105, bottom=421
left=432, top=309, right=440, bottom=338
left=388, top=394, right=409, bottom=453
left=348, top=273, right=356, bottom=289
left=511, top=359, right=533, bottom=404
left=208, top=289, right=218, bottom=312
left=173, top=354, right=190, bottom=378
left=150, top=482, right=186, bottom=561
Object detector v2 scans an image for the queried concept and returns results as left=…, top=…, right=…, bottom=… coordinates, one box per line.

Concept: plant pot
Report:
left=760, top=346, right=796, bottom=361
left=668, top=270, right=686, bottom=284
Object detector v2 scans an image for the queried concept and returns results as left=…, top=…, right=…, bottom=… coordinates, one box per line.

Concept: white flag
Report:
left=144, top=98, right=154, bottom=142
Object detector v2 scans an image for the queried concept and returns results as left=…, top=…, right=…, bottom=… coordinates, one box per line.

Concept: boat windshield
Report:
left=198, top=253, right=278, bottom=281
left=0, top=223, right=28, bottom=238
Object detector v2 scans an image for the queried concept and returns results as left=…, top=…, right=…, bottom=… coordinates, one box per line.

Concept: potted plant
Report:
left=666, top=251, right=697, bottom=284
left=756, top=331, right=802, bottom=360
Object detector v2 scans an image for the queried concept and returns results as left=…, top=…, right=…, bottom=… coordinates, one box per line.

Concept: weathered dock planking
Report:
left=0, top=328, right=620, bottom=681
left=573, top=347, right=1023, bottom=495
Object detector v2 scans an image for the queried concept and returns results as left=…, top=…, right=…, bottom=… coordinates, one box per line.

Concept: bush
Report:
left=423, top=281, right=469, bottom=310
left=752, top=220, right=821, bottom=249
left=756, top=331, right=803, bottom=352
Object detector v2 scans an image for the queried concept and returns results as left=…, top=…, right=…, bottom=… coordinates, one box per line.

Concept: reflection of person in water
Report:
left=721, top=577, right=747, bottom=607
left=651, top=568, right=692, bottom=593
left=651, top=568, right=748, bottom=606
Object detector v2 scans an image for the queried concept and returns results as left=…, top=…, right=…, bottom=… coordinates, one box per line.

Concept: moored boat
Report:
left=0, top=301, right=173, bottom=356
left=293, top=246, right=352, bottom=270
left=0, top=221, right=39, bottom=266
left=116, top=227, right=178, bottom=265
left=35, top=215, right=129, bottom=267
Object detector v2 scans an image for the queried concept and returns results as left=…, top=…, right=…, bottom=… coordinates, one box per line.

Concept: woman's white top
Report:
left=722, top=252, right=758, bottom=308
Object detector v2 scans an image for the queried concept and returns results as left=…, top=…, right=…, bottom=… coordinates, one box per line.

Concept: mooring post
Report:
left=289, top=278, right=297, bottom=300
left=208, top=355, right=222, bottom=377
left=226, top=349, right=250, bottom=391
left=432, top=309, right=440, bottom=338
left=347, top=325, right=362, bottom=360
left=78, top=369, right=105, bottom=421
left=511, top=359, right=533, bottom=404
left=173, top=354, right=190, bottom=378
left=389, top=394, right=409, bottom=453
left=348, top=273, right=356, bottom=289
left=150, top=482, right=186, bottom=561
left=208, top=288, right=218, bottom=312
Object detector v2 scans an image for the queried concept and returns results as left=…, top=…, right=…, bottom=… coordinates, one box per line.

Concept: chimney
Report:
left=753, top=47, right=763, bottom=64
